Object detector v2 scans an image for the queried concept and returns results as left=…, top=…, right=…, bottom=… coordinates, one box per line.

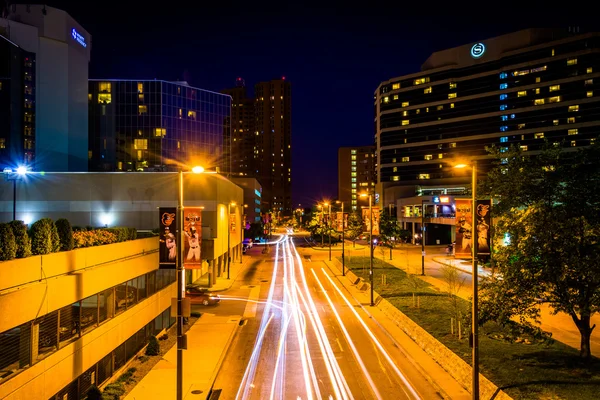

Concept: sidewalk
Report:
left=125, top=314, right=240, bottom=400
left=192, top=255, right=251, bottom=292
left=322, top=257, right=471, bottom=400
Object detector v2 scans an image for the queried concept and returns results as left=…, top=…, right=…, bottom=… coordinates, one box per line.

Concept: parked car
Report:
left=185, top=285, right=221, bottom=306
left=243, top=238, right=253, bottom=249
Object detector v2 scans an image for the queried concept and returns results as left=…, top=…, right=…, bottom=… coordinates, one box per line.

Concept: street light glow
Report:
left=454, top=163, right=468, bottom=169
left=191, top=166, right=205, bottom=174
left=16, top=166, right=27, bottom=175
left=359, top=193, right=368, bottom=198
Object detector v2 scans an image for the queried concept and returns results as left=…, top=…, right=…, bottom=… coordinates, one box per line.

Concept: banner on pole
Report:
left=159, top=207, right=177, bottom=269
left=183, top=208, right=202, bottom=269
left=361, top=206, right=380, bottom=235
left=476, top=200, right=491, bottom=255
left=455, top=199, right=473, bottom=258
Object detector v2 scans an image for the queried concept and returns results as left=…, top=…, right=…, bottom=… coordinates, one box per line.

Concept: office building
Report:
left=221, top=78, right=292, bottom=215
left=0, top=34, right=35, bottom=169
left=337, top=146, right=376, bottom=211
left=231, top=177, right=262, bottom=224
left=1, top=4, right=91, bottom=171
left=88, top=79, right=231, bottom=173
left=375, top=28, right=600, bottom=241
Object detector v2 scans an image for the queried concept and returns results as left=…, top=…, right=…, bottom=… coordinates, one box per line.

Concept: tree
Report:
left=0, top=223, right=17, bottom=261
left=9, top=220, right=32, bottom=258
left=480, top=141, right=600, bottom=359
left=379, top=210, right=402, bottom=247
left=345, top=211, right=363, bottom=242
left=55, top=218, right=74, bottom=251
left=146, top=335, right=160, bottom=356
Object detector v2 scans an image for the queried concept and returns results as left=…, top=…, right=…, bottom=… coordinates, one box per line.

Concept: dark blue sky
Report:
left=54, top=1, right=595, bottom=207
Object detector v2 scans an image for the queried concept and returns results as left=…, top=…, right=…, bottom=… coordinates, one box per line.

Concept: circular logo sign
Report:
left=470, top=43, right=485, bottom=58
left=72, top=28, right=77, bottom=39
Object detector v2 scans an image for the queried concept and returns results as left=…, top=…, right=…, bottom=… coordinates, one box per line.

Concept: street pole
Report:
left=13, top=179, right=16, bottom=221
left=421, top=199, right=429, bottom=276
left=471, top=161, right=480, bottom=400
left=176, top=169, right=184, bottom=400
left=227, top=204, right=231, bottom=280
left=328, top=203, right=332, bottom=261
left=369, top=194, right=374, bottom=307
left=320, top=206, right=324, bottom=247
left=341, top=202, right=345, bottom=276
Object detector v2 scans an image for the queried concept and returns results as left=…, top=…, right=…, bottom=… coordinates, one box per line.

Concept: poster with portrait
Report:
left=230, top=212, right=237, bottom=235
left=159, top=207, right=177, bottom=269
left=455, top=199, right=473, bottom=258
left=361, top=206, right=380, bottom=236
left=476, top=200, right=492, bottom=255
left=336, top=212, right=348, bottom=232
left=183, top=207, right=202, bottom=269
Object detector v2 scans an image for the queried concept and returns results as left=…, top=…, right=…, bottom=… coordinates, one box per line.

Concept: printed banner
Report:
left=159, top=207, right=177, bottom=269
left=335, top=212, right=348, bottom=232
left=230, top=213, right=237, bottom=235
left=455, top=199, right=473, bottom=258
left=183, top=207, right=202, bottom=269
left=476, top=200, right=492, bottom=255
left=361, top=206, right=380, bottom=236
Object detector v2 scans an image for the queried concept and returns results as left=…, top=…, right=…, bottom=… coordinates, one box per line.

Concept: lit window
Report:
left=534, top=99, right=545, bottom=105
left=449, top=82, right=457, bottom=89
left=536, top=77, right=541, bottom=83
left=424, top=155, right=433, bottom=160
left=351, top=183, right=357, bottom=188
left=517, top=91, right=527, bottom=97
left=424, top=87, right=432, bottom=94
left=188, top=110, right=196, bottom=119
left=553, top=120, right=559, bottom=125
left=402, top=101, right=409, bottom=107
left=549, top=96, right=561, bottom=103
left=499, top=72, right=508, bottom=79
left=587, top=91, right=593, bottom=97
left=448, top=93, right=457, bottom=99
left=99, top=82, right=111, bottom=92
left=137, top=82, right=144, bottom=93
left=393, top=95, right=399, bottom=100
left=501, top=115, right=508, bottom=121
left=549, top=85, right=561, bottom=93
left=450, top=103, right=455, bottom=108
left=402, top=120, right=410, bottom=126
left=500, top=94, right=508, bottom=100
left=403, top=110, right=408, bottom=117
left=531, top=66, right=547, bottom=73
left=449, top=142, right=457, bottom=148
left=569, top=105, right=579, bottom=112
left=88, top=93, right=92, bottom=101
left=138, top=105, right=147, bottom=114
left=392, top=167, right=397, bottom=172
left=351, top=150, right=357, bottom=154
left=500, top=83, right=508, bottom=89
left=401, top=157, right=410, bottom=162
left=568, top=129, right=578, bottom=135
left=392, top=176, right=400, bottom=181
left=418, top=174, right=430, bottom=180
left=520, top=145, right=528, bottom=151
left=534, top=132, right=544, bottom=139
left=500, top=105, right=507, bottom=111
left=500, top=136, right=508, bottom=142
left=351, top=172, right=357, bottom=177
left=571, top=141, right=577, bottom=147
left=591, top=138, right=596, bottom=144
left=414, top=77, right=430, bottom=85
left=0, top=138, right=5, bottom=149
left=535, top=88, right=540, bottom=94
left=436, top=105, right=443, bottom=111
left=438, top=154, right=443, bottom=159
left=568, top=117, right=576, bottom=124
left=117, top=161, right=122, bottom=170
left=500, top=126, right=508, bottom=132
left=587, top=67, right=593, bottom=74
left=351, top=155, right=356, bottom=160
left=155, top=128, right=166, bottom=137
left=392, top=158, right=396, bottom=162
left=585, top=79, right=593, bottom=86
left=383, top=96, right=389, bottom=103
left=567, top=58, right=577, bottom=65
left=514, top=69, right=529, bottom=76
left=134, top=139, right=148, bottom=149
left=98, top=93, right=112, bottom=104
left=551, top=48, right=555, bottom=56
left=392, top=83, right=400, bottom=90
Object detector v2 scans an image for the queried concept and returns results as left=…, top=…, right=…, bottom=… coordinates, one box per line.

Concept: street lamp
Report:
left=317, top=204, right=324, bottom=246
left=324, top=202, right=332, bottom=261
left=4, top=166, right=28, bottom=221
left=360, top=192, right=374, bottom=306
left=176, top=165, right=204, bottom=400
left=421, top=199, right=429, bottom=276
left=336, top=200, right=345, bottom=276
left=455, top=160, right=479, bottom=400
left=241, top=204, right=247, bottom=264
left=227, top=202, right=236, bottom=279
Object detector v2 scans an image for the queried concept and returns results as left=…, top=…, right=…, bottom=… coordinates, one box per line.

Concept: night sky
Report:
left=52, top=1, right=597, bottom=208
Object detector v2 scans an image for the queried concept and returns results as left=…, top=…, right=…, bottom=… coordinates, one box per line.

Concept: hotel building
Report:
left=337, top=146, right=376, bottom=211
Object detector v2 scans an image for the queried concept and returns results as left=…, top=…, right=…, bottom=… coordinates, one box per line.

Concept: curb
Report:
left=205, top=317, right=241, bottom=399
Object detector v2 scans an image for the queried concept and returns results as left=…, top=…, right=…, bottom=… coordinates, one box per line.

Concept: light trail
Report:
left=320, top=268, right=421, bottom=400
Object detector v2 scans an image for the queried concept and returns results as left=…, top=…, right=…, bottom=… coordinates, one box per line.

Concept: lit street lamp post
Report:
left=4, top=166, right=28, bottom=221
left=421, top=199, right=429, bottom=276
left=227, top=202, right=235, bottom=279
left=241, top=204, right=247, bottom=264
left=324, top=202, right=332, bottom=261
left=360, top=193, right=374, bottom=306
left=336, top=200, right=345, bottom=276
left=455, top=160, right=479, bottom=400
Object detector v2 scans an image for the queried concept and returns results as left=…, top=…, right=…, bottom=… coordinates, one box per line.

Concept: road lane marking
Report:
left=336, top=338, right=344, bottom=352
left=243, top=285, right=262, bottom=318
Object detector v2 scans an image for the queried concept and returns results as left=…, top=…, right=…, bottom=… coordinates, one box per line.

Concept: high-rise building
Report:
left=0, top=34, right=36, bottom=169
left=1, top=4, right=91, bottom=171
left=222, top=78, right=292, bottom=215
left=88, top=80, right=231, bottom=173
left=337, top=146, right=376, bottom=212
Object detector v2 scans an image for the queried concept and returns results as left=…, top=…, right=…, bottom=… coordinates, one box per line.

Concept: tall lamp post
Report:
left=4, top=166, right=28, bottom=220
left=360, top=193, right=374, bottom=306
left=324, top=202, right=332, bottom=261
left=227, top=202, right=236, bottom=279
left=455, top=161, right=479, bottom=400
left=421, top=199, right=429, bottom=276
left=336, top=200, right=345, bottom=276
left=176, top=165, right=205, bottom=400
left=318, top=204, right=324, bottom=246
left=241, top=204, right=247, bottom=264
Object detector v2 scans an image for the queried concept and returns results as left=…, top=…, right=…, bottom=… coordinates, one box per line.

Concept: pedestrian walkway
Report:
left=321, top=257, right=471, bottom=400
left=192, top=256, right=251, bottom=292
left=125, top=314, right=240, bottom=400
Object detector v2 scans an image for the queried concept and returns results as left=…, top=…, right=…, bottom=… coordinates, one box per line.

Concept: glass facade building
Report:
left=89, top=80, right=231, bottom=173
left=375, top=29, right=600, bottom=194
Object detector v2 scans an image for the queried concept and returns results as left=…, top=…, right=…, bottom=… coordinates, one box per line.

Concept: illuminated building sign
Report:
left=433, top=196, right=450, bottom=204
left=470, top=43, right=485, bottom=59
left=71, top=28, right=87, bottom=48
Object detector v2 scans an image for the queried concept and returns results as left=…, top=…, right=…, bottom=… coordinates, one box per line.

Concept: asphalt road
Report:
left=212, top=235, right=441, bottom=400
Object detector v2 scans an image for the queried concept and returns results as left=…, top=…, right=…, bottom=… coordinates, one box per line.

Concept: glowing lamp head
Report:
left=16, top=166, right=27, bottom=175
left=454, top=164, right=468, bottom=169
left=191, top=166, right=204, bottom=174
left=360, top=193, right=368, bottom=198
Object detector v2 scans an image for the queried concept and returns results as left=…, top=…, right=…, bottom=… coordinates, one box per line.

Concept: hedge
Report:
left=9, top=220, right=32, bottom=258
left=0, top=223, right=17, bottom=261
left=29, top=218, right=59, bottom=255
left=55, top=218, right=74, bottom=251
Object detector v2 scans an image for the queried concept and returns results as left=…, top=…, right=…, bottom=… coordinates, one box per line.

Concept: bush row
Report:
left=0, top=218, right=137, bottom=261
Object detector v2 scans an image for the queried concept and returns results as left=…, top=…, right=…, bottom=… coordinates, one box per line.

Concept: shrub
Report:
left=0, top=223, right=17, bottom=261
left=146, top=335, right=160, bottom=356
left=9, top=220, right=31, bottom=258
left=73, top=229, right=118, bottom=248
left=128, top=227, right=137, bottom=240
left=29, top=218, right=59, bottom=255
left=105, top=227, right=127, bottom=242
left=101, top=383, right=125, bottom=400
left=55, top=218, right=74, bottom=251
left=86, top=385, right=102, bottom=400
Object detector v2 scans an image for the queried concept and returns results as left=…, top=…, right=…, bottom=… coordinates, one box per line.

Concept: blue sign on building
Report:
left=71, top=28, right=87, bottom=48
left=470, top=43, right=485, bottom=59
